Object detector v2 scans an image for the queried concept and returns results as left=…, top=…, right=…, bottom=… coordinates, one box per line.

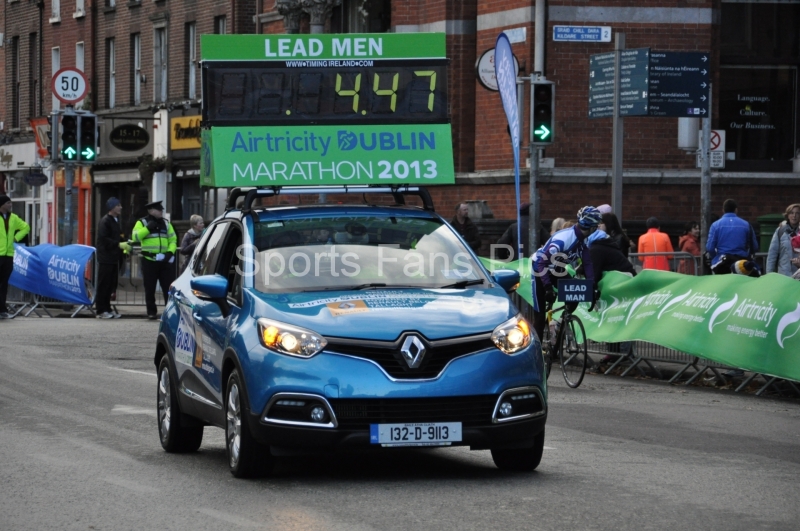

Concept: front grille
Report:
left=326, top=335, right=495, bottom=379
left=329, top=395, right=498, bottom=429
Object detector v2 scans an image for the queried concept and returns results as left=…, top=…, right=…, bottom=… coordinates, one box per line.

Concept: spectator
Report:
left=638, top=217, right=674, bottom=271
left=450, top=203, right=481, bottom=252
left=496, top=203, right=549, bottom=260
left=550, top=217, right=566, bottom=235
left=179, top=214, right=205, bottom=273
left=707, top=199, right=759, bottom=275
left=588, top=233, right=637, bottom=279
left=0, top=195, right=30, bottom=319
left=600, top=212, right=632, bottom=258
left=677, top=221, right=701, bottom=275
left=766, top=203, right=800, bottom=277
left=95, top=198, right=129, bottom=319
left=597, top=204, right=613, bottom=214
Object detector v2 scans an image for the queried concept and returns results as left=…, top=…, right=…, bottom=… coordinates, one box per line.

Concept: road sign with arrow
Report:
left=589, top=50, right=710, bottom=118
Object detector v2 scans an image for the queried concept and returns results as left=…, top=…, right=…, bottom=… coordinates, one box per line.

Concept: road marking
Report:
left=544, top=446, right=557, bottom=450
left=106, top=367, right=154, bottom=377
left=112, top=405, right=155, bottom=416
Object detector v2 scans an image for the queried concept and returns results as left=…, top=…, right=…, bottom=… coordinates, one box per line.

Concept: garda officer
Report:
left=132, top=201, right=177, bottom=319
left=0, top=195, right=30, bottom=319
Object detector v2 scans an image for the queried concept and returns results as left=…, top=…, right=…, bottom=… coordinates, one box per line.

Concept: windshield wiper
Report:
left=438, top=279, right=485, bottom=289
left=349, top=283, right=388, bottom=290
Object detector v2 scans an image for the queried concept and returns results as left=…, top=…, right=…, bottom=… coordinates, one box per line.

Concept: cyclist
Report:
left=532, top=206, right=602, bottom=341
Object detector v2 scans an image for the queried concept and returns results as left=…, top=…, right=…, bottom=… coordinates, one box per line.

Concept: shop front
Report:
left=0, top=140, right=52, bottom=246
left=93, top=111, right=155, bottom=240
left=169, top=113, right=202, bottom=221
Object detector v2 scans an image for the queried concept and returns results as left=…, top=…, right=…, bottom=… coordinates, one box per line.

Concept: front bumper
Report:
left=247, top=387, right=547, bottom=453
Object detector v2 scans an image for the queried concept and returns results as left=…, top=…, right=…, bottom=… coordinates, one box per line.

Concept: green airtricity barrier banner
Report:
left=201, top=34, right=446, bottom=60
left=201, top=124, right=455, bottom=187
left=480, top=258, right=800, bottom=383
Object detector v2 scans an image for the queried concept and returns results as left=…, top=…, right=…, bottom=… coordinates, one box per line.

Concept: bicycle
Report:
left=541, top=299, right=589, bottom=388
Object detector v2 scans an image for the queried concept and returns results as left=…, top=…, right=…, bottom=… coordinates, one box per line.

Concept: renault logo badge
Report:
left=400, top=335, right=426, bottom=369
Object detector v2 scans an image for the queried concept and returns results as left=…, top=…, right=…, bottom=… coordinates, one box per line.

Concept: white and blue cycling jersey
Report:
left=532, top=225, right=596, bottom=288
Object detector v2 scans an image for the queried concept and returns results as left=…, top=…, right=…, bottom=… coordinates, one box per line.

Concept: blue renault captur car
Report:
left=155, top=186, right=546, bottom=477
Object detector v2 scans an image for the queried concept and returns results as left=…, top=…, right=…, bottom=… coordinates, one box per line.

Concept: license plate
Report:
left=370, top=422, right=462, bottom=447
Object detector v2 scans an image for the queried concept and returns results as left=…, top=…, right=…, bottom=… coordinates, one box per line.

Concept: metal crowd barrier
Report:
left=109, top=247, right=179, bottom=311
left=628, top=251, right=701, bottom=275
left=6, top=284, right=34, bottom=317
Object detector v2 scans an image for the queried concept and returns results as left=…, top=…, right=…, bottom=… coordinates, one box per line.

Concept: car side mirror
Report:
left=492, top=269, right=520, bottom=293
left=190, top=274, right=231, bottom=316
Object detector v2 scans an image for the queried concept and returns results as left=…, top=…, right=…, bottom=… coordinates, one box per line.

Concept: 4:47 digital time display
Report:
left=202, top=60, right=449, bottom=126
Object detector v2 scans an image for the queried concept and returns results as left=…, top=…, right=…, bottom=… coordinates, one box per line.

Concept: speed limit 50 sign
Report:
left=52, top=68, right=88, bottom=104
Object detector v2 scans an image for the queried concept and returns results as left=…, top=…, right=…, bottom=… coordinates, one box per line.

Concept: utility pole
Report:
left=700, top=83, right=713, bottom=266
left=611, top=33, right=625, bottom=223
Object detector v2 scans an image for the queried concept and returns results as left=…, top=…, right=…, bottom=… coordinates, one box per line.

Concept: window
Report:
left=214, top=16, right=227, bottom=35
left=132, top=33, right=141, bottom=105
left=107, top=0, right=116, bottom=7
left=11, top=37, right=20, bottom=128
left=75, top=0, right=85, bottom=16
left=186, top=23, right=197, bottom=99
left=51, top=0, right=60, bottom=20
left=107, top=39, right=116, bottom=108
left=29, top=33, right=38, bottom=118
left=76, top=41, right=85, bottom=107
left=52, top=47, right=61, bottom=111
left=333, top=0, right=391, bottom=33
left=154, top=27, right=168, bottom=103
left=194, top=223, right=227, bottom=276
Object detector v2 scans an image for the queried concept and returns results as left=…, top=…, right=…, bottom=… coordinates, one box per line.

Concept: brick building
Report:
left=257, top=0, right=800, bottom=246
left=1, top=1, right=799, bottom=251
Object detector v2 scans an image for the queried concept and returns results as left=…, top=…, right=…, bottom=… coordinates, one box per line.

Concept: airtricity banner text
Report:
left=10, top=243, right=95, bottom=305
left=201, top=124, right=455, bottom=187
left=480, top=258, right=800, bottom=383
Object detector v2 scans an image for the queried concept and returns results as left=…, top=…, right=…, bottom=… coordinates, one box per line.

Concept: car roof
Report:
left=248, top=204, right=442, bottom=223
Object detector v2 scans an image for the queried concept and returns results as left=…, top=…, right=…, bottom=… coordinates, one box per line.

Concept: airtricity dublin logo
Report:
left=338, top=131, right=358, bottom=150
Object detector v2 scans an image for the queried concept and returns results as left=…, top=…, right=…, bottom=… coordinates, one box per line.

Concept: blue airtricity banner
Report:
left=10, top=244, right=95, bottom=305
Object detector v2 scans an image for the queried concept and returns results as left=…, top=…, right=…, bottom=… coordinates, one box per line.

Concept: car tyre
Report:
left=225, top=369, right=274, bottom=478
left=490, top=429, right=545, bottom=472
left=157, top=356, right=204, bottom=453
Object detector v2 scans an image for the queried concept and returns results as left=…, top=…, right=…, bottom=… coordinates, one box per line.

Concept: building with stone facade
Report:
left=0, top=1, right=798, bottom=252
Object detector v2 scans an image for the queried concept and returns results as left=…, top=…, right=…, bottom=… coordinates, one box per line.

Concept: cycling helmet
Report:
left=577, top=206, right=602, bottom=228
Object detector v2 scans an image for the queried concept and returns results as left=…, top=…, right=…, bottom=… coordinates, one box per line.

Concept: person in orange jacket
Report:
left=638, top=217, right=674, bottom=271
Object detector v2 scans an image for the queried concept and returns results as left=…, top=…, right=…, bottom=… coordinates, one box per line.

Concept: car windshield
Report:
left=252, top=214, right=485, bottom=293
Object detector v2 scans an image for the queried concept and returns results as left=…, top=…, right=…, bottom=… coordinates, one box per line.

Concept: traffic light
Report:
left=46, top=114, right=60, bottom=162
left=78, top=113, right=98, bottom=163
left=60, top=111, right=79, bottom=162
left=532, top=80, right=555, bottom=146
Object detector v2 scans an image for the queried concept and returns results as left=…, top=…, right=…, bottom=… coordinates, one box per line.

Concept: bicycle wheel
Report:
left=558, top=315, right=588, bottom=388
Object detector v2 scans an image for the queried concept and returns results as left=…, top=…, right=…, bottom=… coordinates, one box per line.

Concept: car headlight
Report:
left=257, top=318, right=327, bottom=358
left=491, top=314, right=532, bottom=355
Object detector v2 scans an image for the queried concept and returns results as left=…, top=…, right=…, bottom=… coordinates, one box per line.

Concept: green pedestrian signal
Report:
left=532, top=81, right=555, bottom=146
left=61, top=113, right=79, bottom=161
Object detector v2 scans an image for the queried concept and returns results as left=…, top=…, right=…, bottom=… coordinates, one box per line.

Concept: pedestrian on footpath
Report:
left=132, top=201, right=177, bottom=320
left=0, top=195, right=30, bottom=319
left=638, top=217, right=673, bottom=271
left=95, top=198, right=130, bottom=319
left=766, top=203, right=800, bottom=277
left=451, top=203, right=481, bottom=252
left=706, top=199, right=759, bottom=275
left=677, top=221, right=701, bottom=275
left=179, top=214, right=205, bottom=273
left=600, top=212, right=633, bottom=258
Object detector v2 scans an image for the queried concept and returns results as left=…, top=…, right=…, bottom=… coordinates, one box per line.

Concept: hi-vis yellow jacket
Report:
left=1, top=213, right=31, bottom=257
left=132, top=216, right=177, bottom=261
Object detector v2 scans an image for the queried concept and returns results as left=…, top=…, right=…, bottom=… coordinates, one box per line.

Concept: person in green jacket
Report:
left=132, top=200, right=177, bottom=319
left=0, top=195, right=31, bottom=319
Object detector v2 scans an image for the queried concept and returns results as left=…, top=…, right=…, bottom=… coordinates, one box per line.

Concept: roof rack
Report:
left=225, top=185, right=435, bottom=212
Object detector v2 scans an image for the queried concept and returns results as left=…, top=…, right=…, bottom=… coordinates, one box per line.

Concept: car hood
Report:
left=249, top=288, right=516, bottom=341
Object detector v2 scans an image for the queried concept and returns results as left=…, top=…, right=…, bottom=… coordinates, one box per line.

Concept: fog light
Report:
left=498, top=402, right=513, bottom=417
left=310, top=406, right=326, bottom=422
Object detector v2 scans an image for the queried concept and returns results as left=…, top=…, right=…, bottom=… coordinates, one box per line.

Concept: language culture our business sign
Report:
left=200, top=33, right=454, bottom=187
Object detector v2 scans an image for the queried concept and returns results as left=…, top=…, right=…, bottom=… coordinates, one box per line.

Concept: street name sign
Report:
left=554, top=26, right=612, bottom=43
left=589, top=50, right=710, bottom=118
